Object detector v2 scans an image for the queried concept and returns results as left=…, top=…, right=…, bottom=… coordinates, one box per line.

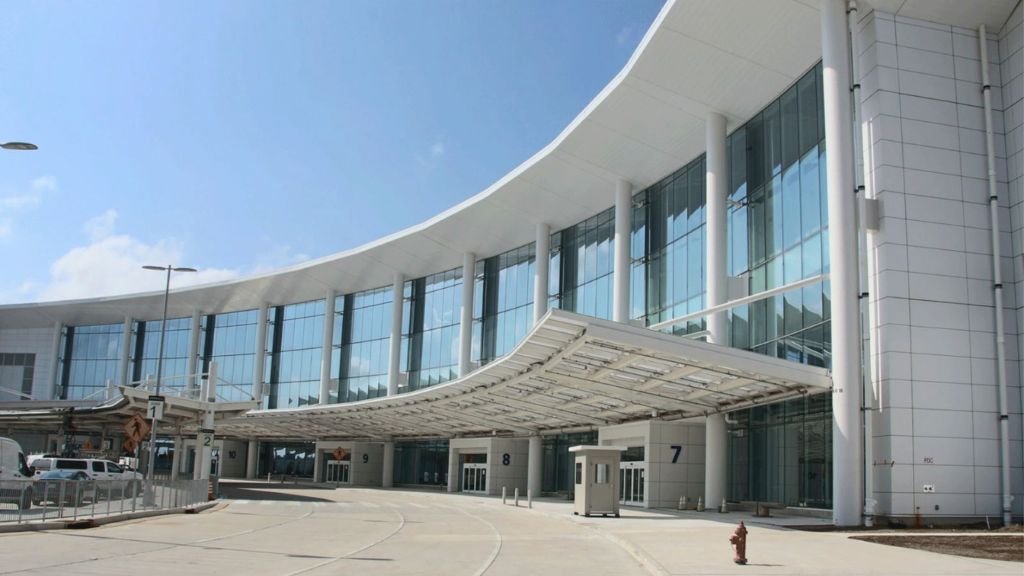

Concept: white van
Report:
left=32, top=458, right=142, bottom=491
left=0, top=437, right=34, bottom=509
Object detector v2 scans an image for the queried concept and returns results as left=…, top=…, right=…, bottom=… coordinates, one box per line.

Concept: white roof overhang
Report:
left=217, top=309, right=831, bottom=440
left=1, top=0, right=1015, bottom=329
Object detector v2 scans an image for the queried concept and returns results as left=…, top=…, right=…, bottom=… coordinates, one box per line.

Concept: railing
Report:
left=0, top=478, right=208, bottom=525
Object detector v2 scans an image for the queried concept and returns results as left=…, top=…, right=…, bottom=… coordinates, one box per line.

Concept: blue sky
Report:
left=0, top=0, right=664, bottom=303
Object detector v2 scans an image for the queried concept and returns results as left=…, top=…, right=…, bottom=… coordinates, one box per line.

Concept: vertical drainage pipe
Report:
left=848, top=0, right=875, bottom=528
left=979, top=25, right=1012, bottom=527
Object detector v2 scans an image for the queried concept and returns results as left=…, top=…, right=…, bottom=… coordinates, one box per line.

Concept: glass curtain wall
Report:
left=393, top=440, right=449, bottom=486
left=727, top=62, right=829, bottom=367
left=541, top=431, right=597, bottom=493
left=59, top=323, right=123, bottom=400
left=724, top=62, right=832, bottom=507
left=403, top=268, right=462, bottom=390
left=551, top=208, right=614, bottom=319
left=259, top=442, right=315, bottom=478
left=130, top=317, right=191, bottom=388
left=726, top=394, right=832, bottom=508
left=268, top=299, right=325, bottom=409
left=633, top=156, right=708, bottom=333
left=336, top=286, right=391, bottom=402
left=473, top=243, right=535, bottom=366
left=201, top=309, right=259, bottom=402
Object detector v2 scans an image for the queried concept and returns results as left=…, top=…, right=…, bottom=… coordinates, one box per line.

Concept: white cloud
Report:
left=31, top=176, right=57, bottom=192
left=84, top=209, right=118, bottom=242
left=416, top=136, right=446, bottom=168
left=615, top=25, right=637, bottom=47
left=36, top=209, right=239, bottom=302
left=0, top=174, right=55, bottom=211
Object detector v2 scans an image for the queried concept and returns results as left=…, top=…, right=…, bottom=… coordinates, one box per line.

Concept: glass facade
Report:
left=268, top=299, right=325, bottom=409
left=726, top=394, right=832, bottom=508
left=259, top=442, right=315, bottom=478
left=335, top=286, right=391, bottom=402
left=131, top=317, right=191, bottom=387
left=551, top=208, right=615, bottom=319
left=726, top=63, right=830, bottom=367
left=393, top=439, right=449, bottom=486
left=542, top=431, right=597, bottom=493
left=633, top=156, right=708, bottom=333
left=473, top=243, right=535, bottom=366
left=403, top=268, right=462, bottom=390
left=60, top=323, right=123, bottom=400
left=201, top=309, right=260, bottom=402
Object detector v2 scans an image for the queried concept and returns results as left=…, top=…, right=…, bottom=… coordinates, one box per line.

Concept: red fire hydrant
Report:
left=729, top=521, right=748, bottom=565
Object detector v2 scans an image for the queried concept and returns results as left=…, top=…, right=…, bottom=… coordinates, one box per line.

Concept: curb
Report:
left=0, top=502, right=219, bottom=534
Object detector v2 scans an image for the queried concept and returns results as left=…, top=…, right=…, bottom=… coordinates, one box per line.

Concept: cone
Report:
left=719, top=498, right=728, bottom=513
left=696, top=496, right=705, bottom=511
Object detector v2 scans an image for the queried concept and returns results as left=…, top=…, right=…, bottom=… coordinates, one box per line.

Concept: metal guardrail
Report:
left=0, top=479, right=208, bottom=525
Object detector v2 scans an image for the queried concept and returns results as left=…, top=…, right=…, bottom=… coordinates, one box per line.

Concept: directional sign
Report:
left=200, top=428, right=215, bottom=448
left=147, top=399, right=165, bottom=420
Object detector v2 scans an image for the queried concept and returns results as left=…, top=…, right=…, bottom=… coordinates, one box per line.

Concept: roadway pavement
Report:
left=0, top=481, right=1019, bottom=575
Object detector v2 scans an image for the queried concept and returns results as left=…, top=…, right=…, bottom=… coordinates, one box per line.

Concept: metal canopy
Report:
left=217, top=310, right=831, bottom=441
left=0, top=386, right=258, bottom=435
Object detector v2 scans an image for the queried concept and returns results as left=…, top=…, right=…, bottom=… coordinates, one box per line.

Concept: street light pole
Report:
left=142, top=264, right=196, bottom=506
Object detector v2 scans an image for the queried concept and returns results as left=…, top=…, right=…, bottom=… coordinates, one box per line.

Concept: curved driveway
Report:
left=0, top=482, right=1020, bottom=575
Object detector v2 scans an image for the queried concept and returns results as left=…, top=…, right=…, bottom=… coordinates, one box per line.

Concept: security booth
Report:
left=569, top=445, right=625, bottom=517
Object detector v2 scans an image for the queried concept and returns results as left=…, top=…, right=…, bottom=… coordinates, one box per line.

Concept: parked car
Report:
left=31, top=458, right=143, bottom=493
left=32, top=470, right=97, bottom=506
left=0, top=437, right=33, bottom=510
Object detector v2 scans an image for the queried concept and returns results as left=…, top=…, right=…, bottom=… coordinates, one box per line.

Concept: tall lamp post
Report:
left=141, top=264, right=196, bottom=505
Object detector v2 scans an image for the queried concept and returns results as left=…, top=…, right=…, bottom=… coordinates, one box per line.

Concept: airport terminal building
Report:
left=1, top=0, right=1022, bottom=527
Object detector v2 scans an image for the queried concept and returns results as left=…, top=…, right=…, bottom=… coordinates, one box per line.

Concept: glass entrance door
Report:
left=326, top=460, right=350, bottom=484
left=462, top=463, right=487, bottom=493
left=619, top=461, right=645, bottom=506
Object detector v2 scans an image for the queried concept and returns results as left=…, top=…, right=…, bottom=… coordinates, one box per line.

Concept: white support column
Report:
left=187, top=310, right=201, bottom=392
left=705, top=112, right=728, bottom=347
left=118, top=316, right=132, bottom=387
left=447, top=446, right=460, bottom=493
left=821, top=0, right=863, bottom=527
left=313, top=448, right=323, bottom=483
left=320, top=289, right=336, bottom=405
left=527, top=435, right=542, bottom=497
left=459, top=253, right=475, bottom=376
left=253, top=303, right=269, bottom=404
left=533, top=223, right=551, bottom=325
left=246, top=439, right=258, bottom=479
left=49, top=321, right=62, bottom=400
left=197, top=361, right=217, bottom=481
left=170, top=436, right=183, bottom=480
left=704, top=414, right=727, bottom=510
left=613, top=180, right=633, bottom=323
left=388, top=273, right=404, bottom=396
left=382, top=441, right=395, bottom=488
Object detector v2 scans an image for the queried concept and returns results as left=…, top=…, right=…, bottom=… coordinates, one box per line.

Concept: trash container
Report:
left=568, top=446, right=625, bottom=517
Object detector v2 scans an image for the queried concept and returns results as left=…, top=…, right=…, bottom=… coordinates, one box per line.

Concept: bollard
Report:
left=267, top=473, right=271, bottom=483
left=720, top=498, right=728, bottom=513
left=528, top=489, right=532, bottom=509
left=514, top=488, right=519, bottom=507
left=729, top=521, right=748, bottom=564
left=678, top=496, right=684, bottom=510
left=696, top=496, right=705, bottom=512
left=502, top=486, right=507, bottom=505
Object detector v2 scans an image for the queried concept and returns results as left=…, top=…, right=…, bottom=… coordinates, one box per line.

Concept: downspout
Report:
left=848, top=0, right=875, bottom=527
left=979, top=25, right=1012, bottom=527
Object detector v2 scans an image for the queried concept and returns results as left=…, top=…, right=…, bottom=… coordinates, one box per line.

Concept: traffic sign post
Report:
left=147, top=395, right=165, bottom=421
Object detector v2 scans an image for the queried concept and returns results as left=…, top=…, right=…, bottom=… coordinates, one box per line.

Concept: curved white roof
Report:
left=2, top=0, right=1015, bottom=329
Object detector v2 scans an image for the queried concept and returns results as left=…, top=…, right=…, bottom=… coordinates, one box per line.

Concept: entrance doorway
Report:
left=325, top=460, right=350, bottom=484
left=619, top=461, right=645, bottom=506
left=462, top=463, right=487, bottom=493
